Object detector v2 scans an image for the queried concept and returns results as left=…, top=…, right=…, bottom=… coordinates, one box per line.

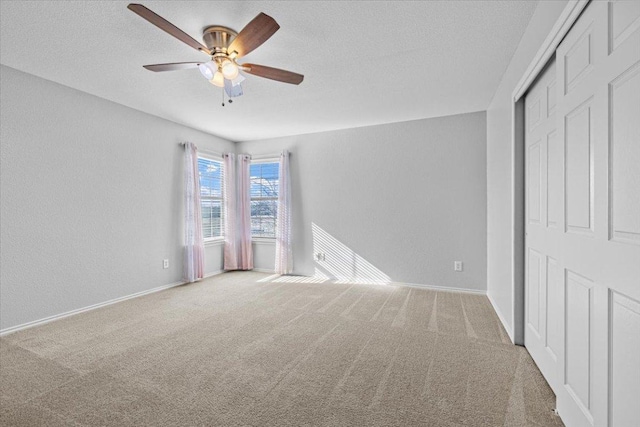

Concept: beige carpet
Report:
left=0, top=272, right=563, bottom=426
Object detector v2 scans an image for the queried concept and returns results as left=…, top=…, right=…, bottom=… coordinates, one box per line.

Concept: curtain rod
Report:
left=179, top=143, right=289, bottom=160
left=179, top=142, right=226, bottom=159
left=250, top=151, right=290, bottom=160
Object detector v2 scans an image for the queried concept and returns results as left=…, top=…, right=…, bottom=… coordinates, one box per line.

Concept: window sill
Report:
left=252, top=238, right=276, bottom=245
left=204, top=238, right=224, bottom=246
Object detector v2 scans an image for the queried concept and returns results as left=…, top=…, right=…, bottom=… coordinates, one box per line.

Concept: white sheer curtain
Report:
left=237, top=154, right=253, bottom=270
left=223, top=153, right=238, bottom=270
left=275, top=150, right=293, bottom=274
left=223, top=153, right=253, bottom=270
left=183, top=142, right=204, bottom=283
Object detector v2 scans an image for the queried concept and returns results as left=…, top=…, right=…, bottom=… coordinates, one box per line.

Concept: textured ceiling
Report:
left=0, top=1, right=538, bottom=142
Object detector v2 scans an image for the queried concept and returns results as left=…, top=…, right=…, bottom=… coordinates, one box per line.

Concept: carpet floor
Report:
left=0, top=272, right=563, bottom=426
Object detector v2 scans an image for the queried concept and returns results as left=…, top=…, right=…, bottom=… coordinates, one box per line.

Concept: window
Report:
left=250, top=161, right=280, bottom=238
left=198, top=157, right=223, bottom=240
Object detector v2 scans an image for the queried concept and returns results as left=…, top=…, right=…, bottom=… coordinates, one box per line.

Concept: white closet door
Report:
left=525, top=1, right=640, bottom=426
left=524, top=56, right=561, bottom=393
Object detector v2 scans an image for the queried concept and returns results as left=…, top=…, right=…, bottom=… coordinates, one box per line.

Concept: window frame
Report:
left=198, top=152, right=225, bottom=244
left=249, top=157, right=280, bottom=242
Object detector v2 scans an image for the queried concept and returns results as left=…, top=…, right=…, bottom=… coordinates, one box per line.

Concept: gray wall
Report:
left=0, top=66, right=234, bottom=331
left=486, top=1, right=568, bottom=339
left=239, top=111, right=487, bottom=291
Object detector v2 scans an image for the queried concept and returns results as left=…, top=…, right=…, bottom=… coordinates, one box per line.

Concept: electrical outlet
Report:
left=454, top=261, right=463, bottom=272
left=315, top=253, right=326, bottom=261
left=163, top=259, right=169, bottom=269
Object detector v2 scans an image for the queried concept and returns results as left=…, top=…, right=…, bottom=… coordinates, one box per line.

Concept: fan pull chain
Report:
left=221, top=89, right=233, bottom=107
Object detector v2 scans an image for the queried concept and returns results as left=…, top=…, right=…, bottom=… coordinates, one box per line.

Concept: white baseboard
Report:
left=274, top=274, right=485, bottom=295
left=0, top=270, right=224, bottom=337
left=253, top=268, right=275, bottom=273
left=487, top=292, right=515, bottom=344
left=203, top=270, right=223, bottom=278
left=0, top=270, right=493, bottom=336
left=392, top=281, right=486, bottom=295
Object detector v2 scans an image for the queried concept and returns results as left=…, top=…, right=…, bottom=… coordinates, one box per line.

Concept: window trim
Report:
left=198, top=153, right=224, bottom=243
left=250, top=155, right=280, bottom=164
left=252, top=237, right=277, bottom=244
left=249, top=158, right=280, bottom=240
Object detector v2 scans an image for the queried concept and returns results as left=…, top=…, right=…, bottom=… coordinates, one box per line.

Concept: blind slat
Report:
left=198, top=157, right=224, bottom=239
left=249, top=162, right=280, bottom=238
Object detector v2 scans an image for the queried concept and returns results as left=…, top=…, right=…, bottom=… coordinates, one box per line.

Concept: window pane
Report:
left=250, top=162, right=279, bottom=238
left=198, top=157, right=224, bottom=239
left=250, top=199, right=277, bottom=217
left=251, top=216, right=276, bottom=238
left=202, top=199, right=222, bottom=238
left=250, top=163, right=279, bottom=198
left=253, top=217, right=276, bottom=238
left=199, top=158, right=223, bottom=198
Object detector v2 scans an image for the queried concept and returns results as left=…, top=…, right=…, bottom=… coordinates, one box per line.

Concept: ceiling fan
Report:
left=127, top=3, right=304, bottom=102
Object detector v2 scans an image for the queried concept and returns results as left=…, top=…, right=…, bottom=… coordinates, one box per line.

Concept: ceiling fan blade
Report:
left=228, top=13, right=280, bottom=58
left=241, top=64, right=304, bottom=85
left=143, top=62, right=202, bottom=72
left=127, top=4, right=211, bottom=55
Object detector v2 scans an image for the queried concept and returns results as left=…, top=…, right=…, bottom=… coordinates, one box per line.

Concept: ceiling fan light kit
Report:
left=209, top=71, right=225, bottom=88
left=198, top=61, right=217, bottom=80
left=127, top=3, right=304, bottom=105
left=221, top=59, right=239, bottom=80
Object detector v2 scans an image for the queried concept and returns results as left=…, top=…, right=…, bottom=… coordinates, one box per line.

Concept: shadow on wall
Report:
left=311, top=223, right=391, bottom=284
left=257, top=223, right=391, bottom=285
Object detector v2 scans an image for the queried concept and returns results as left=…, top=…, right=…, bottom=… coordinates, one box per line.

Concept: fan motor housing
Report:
left=202, top=26, right=237, bottom=53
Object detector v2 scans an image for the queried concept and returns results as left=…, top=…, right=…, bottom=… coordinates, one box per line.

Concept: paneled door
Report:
left=525, top=1, right=640, bottom=426
left=524, top=56, right=561, bottom=393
